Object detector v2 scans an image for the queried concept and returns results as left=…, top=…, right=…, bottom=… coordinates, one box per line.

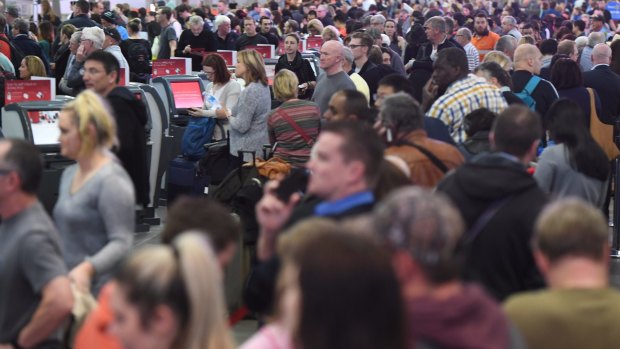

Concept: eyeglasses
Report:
left=348, top=44, right=363, bottom=48
left=204, top=70, right=215, bottom=75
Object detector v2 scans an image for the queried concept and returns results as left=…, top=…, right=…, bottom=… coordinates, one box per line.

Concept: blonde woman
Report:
left=321, top=25, right=340, bottom=42
left=110, top=233, right=235, bottom=349
left=482, top=50, right=513, bottom=71
left=268, top=69, right=320, bottom=168
left=307, top=18, right=324, bottom=36
left=230, top=49, right=271, bottom=162
left=53, top=90, right=135, bottom=296
left=19, top=55, right=47, bottom=80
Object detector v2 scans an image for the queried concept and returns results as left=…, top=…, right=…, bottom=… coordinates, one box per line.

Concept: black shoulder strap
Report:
left=396, top=139, right=449, bottom=173
left=464, top=195, right=513, bottom=244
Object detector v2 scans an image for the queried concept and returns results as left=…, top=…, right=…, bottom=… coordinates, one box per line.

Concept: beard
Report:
left=475, top=27, right=489, bottom=36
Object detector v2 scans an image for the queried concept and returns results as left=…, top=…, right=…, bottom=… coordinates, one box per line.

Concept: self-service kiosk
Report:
left=1, top=101, right=73, bottom=212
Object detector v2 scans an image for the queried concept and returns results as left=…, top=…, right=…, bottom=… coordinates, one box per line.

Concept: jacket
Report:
left=583, top=64, right=620, bottom=124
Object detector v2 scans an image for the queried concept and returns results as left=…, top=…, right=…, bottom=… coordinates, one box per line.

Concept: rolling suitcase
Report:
left=166, top=156, right=210, bottom=206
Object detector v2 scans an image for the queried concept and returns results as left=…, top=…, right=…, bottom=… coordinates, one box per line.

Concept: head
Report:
left=58, top=90, right=118, bottom=160
left=573, top=19, right=586, bottom=34
left=284, top=19, right=299, bottom=34
left=202, top=54, right=231, bottom=84
left=187, top=16, right=204, bottom=36
left=587, top=31, right=606, bottom=48
left=495, top=35, right=518, bottom=59
left=324, top=89, right=370, bottom=123
left=13, top=18, right=29, bottom=36
left=370, top=13, right=386, bottom=30
left=463, top=108, right=497, bottom=137
left=19, top=56, right=46, bottom=80
left=243, top=17, right=257, bottom=36
left=550, top=58, right=582, bottom=89
left=533, top=199, right=609, bottom=277
left=80, top=27, right=105, bottom=54
left=474, top=13, right=489, bottom=35
left=0, top=139, right=43, bottom=202
left=424, top=16, right=447, bottom=44
left=83, top=50, right=120, bottom=96
left=474, top=61, right=513, bottom=88
left=379, top=92, right=424, bottom=138
left=556, top=40, right=578, bottom=61
left=74, top=0, right=90, bottom=16
left=110, top=233, right=235, bottom=349
left=259, top=16, right=273, bottom=34
left=60, top=23, right=77, bottom=44
left=217, top=0, right=229, bottom=14
left=491, top=105, right=541, bottom=160
left=127, top=18, right=142, bottom=35
left=501, top=15, right=517, bottom=34
left=349, top=31, right=373, bottom=61
left=316, top=4, right=329, bottom=19
left=280, top=222, right=405, bottom=349
left=384, top=19, right=398, bottom=38
left=375, top=74, right=415, bottom=108
left=103, top=28, right=121, bottom=48
left=321, top=25, right=340, bottom=42
left=319, top=40, right=345, bottom=74
left=161, top=197, right=241, bottom=268
left=214, top=15, right=231, bottom=35
left=101, top=10, right=118, bottom=29
left=455, top=27, right=472, bottom=47
left=513, top=43, right=543, bottom=74
left=157, top=7, right=172, bottom=26
left=236, top=49, right=268, bottom=85
left=307, top=18, right=324, bottom=36
left=69, top=31, right=82, bottom=54
left=91, top=1, right=105, bottom=15
left=306, top=121, right=384, bottom=201
left=431, top=48, right=469, bottom=91
left=283, top=33, right=301, bottom=56
left=273, top=69, right=298, bottom=102
left=591, top=43, right=612, bottom=65
left=373, top=187, right=465, bottom=290
left=591, top=15, right=604, bottom=32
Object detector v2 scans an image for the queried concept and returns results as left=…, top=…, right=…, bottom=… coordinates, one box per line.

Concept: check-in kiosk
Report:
left=2, top=101, right=73, bottom=212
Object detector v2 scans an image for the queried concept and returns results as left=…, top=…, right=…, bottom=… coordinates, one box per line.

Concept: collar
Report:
left=499, top=86, right=511, bottom=92
left=592, top=63, right=609, bottom=70
left=314, top=191, right=374, bottom=216
left=496, top=151, right=521, bottom=164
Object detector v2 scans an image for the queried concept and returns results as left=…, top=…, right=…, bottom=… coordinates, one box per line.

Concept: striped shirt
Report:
left=426, top=75, right=507, bottom=143
left=268, top=100, right=321, bottom=168
left=464, top=42, right=480, bottom=72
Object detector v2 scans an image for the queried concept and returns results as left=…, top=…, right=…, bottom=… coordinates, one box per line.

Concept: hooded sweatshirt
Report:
left=437, top=153, right=547, bottom=300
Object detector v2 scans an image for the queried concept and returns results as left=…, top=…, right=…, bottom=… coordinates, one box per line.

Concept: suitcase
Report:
left=166, top=157, right=210, bottom=205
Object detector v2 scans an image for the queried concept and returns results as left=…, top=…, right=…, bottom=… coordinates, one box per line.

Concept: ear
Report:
left=345, top=159, right=365, bottom=184
left=533, top=250, right=550, bottom=277
left=148, top=304, right=179, bottom=339
left=110, top=70, right=118, bottom=85
left=391, top=250, right=417, bottom=284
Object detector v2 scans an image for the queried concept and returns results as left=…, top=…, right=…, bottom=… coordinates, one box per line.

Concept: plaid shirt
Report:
left=426, top=75, right=507, bottom=143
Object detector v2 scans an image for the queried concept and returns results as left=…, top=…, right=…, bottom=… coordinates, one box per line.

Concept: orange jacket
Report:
left=471, top=31, right=500, bottom=61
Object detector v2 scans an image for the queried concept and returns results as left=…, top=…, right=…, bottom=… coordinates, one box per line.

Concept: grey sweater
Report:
left=53, top=161, right=135, bottom=294
left=230, top=82, right=271, bottom=161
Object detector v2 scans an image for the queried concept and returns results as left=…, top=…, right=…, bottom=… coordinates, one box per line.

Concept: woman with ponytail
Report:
left=535, top=99, right=610, bottom=207
left=53, top=90, right=135, bottom=296
left=109, top=232, right=235, bottom=349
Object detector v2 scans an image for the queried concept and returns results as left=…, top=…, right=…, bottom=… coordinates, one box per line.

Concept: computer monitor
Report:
left=28, top=110, right=61, bottom=147
left=170, top=80, right=204, bottom=113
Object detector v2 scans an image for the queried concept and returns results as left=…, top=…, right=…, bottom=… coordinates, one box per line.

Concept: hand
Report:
left=256, top=180, right=301, bottom=240
left=373, top=119, right=387, bottom=139
left=69, top=261, right=94, bottom=293
left=422, top=78, right=438, bottom=109
left=76, top=45, right=86, bottom=62
left=405, top=58, right=415, bottom=70
left=183, top=45, right=191, bottom=54
left=187, top=108, right=208, bottom=117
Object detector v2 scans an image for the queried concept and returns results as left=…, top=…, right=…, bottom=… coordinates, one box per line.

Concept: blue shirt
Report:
left=117, top=25, right=129, bottom=40
left=314, top=191, right=374, bottom=217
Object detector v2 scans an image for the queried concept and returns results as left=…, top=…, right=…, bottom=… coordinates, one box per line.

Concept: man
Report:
left=443, top=16, right=461, bottom=48
left=504, top=198, right=620, bottom=349
left=11, top=18, right=50, bottom=76
left=258, top=16, right=279, bottom=48
left=102, top=28, right=129, bottom=72
left=235, top=17, right=268, bottom=51
left=539, top=39, right=557, bottom=69
left=406, top=16, right=461, bottom=102
left=376, top=74, right=454, bottom=145
left=501, top=15, right=522, bottom=40
left=349, top=31, right=385, bottom=105
left=67, top=27, right=104, bottom=94
left=156, top=6, right=177, bottom=59
left=369, top=13, right=386, bottom=31
left=373, top=188, right=517, bottom=349
left=495, top=35, right=518, bottom=60
left=557, top=39, right=579, bottom=62
left=437, top=105, right=547, bottom=300
left=472, top=12, right=500, bottom=61
left=455, top=27, right=480, bottom=71
left=381, top=93, right=464, bottom=187
left=247, top=2, right=263, bottom=22
left=342, top=46, right=370, bottom=102
left=323, top=89, right=372, bottom=123
left=573, top=19, right=586, bottom=37
left=425, top=48, right=507, bottom=143
left=3, top=5, right=17, bottom=40
left=91, top=1, right=105, bottom=17
left=583, top=43, right=620, bottom=124
left=83, top=50, right=150, bottom=207
left=175, top=16, right=217, bottom=71
left=512, top=44, right=558, bottom=122
left=311, top=40, right=356, bottom=116
left=214, top=15, right=238, bottom=51
left=589, top=15, right=609, bottom=35
left=57, top=0, right=99, bottom=32
left=580, top=31, right=606, bottom=71
left=100, top=10, right=128, bottom=41
left=317, top=4, right=334, bottom=26
left=174, top=4, right=191, bottom=29
left=217, top=0, right=233, bottom=17
left=0, top=139, right=73, bottom=349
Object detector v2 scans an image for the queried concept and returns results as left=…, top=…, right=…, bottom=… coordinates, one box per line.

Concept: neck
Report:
left=325, top=182, right=368, bottom=202
left=77, top=149, right=109, bottom=174
left=0, top=193, right=37, bottom=220
left=130, top=33, right=140, bottom=39
left=100, top=83, right=117, bottom=97
left=546, top=257, right=609, bottom=289
left=354, top=55, right=368, bottom=69
left=286, top=52, right=296, bottom=61
left=433, top=34, right=446, bottom=45
left=325, top=65, right=343, bottom=76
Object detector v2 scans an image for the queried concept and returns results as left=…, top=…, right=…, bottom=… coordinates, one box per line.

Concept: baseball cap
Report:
left=5, top=6, right=18, bottom=18
left=101, top=10, right=116, bottom=24
left=592, top=15, right=605, bottom=22
left=104, top=27, right=121, bottom=42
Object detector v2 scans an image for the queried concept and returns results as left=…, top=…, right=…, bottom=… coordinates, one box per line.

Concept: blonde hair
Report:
left=518, top=35, right=536, bottom=46
left=483, top=50, right=512, bottom=71
left=307, top=19, right=324, bottom=35
left=238, top=49, right=268, bottom=85
left=273, top=69, right=298, bottom=101
left=115, top=232, right=235, bottom=349
left=23, top=56, right=46, bottom=79
left=61, top=90, right=118, bottom=156
left=321, top=25, right=339, bottom=41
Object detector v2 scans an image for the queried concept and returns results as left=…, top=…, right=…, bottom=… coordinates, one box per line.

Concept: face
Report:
left=317, top=7, right=327, bottom=18
left=382, top=52, right=391, bottom=65
left=323, top=93, right=347, bottom=121
left=501, top=19, right=511, bottom=33
left=474, top=17, right=488, bottom=34
left=109, top=285, right=161, bottom=349
left=83, top=60, right=116, bottom=95
left=260, top=18, right=272, bottom=33
left=306, top=132, right=354, bottom=200
left=384, top=21, right=396, bottom=36
left=58, top=111, right=82, bottom=159
left=284, top=36, right=299, bottom=55
left=319, top=43, right=342, bottom=70
left=95, top=2, right=104, bottom=15
left=190, top=23, right=202, bottom=36
left=156, top=11, right=166, bottom=25
left=218, top=21, right=230, bottom=34
left=370, top=20, right=383, bottom=30
left=431, top=58, right=460, bottom=90
left=18, top=59, right=29, bottom=80
left=424, top=23, right=439, bottom=42
left=235, top=59, right=246, bottom=77
left=203, top=65, right=216, bottom=81
left=374, top=84, right=394, bottom=109
left=521, top=27, right=534, bottom=36
left=102, top=20, right=113, bottom=29
left=69, top=40, right=79, bottom=54
left=348, top=38, right=366, bottom=60
left=217, top=2, right=226, bottom=13
left=244, top=19, right=257, bottom=35
left=454, top=32, right=466, bottom=46
left=591, top=20, right=603, bottom=31
left=80, top=38, right=95, bottom=56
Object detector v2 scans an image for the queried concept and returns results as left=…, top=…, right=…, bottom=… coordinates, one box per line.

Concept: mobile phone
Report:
left=275, top=169, right=309, bottom=202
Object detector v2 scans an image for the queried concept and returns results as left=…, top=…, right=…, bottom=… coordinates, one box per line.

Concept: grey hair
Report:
left=214, top=14, right=230, bottom=29
left=342, top=46, right=354, bottom=64
left=371, top=14, right=386, bottom=25
left=70, top=30, right=83, bottom=43
left=14, top=18, right=29, bottom=34
left=457, top=27, right=472, bottom=41
left=425, top=16, right=446, bottom=33
left=188, top=15, right=204, bottom=27
left=588, top=31, right=606, bottom=47
left=495, top=35, right=518, bottom=53
left=502, top=15, right=517, bottom=26
left=379, top=92, right=424, bottom=132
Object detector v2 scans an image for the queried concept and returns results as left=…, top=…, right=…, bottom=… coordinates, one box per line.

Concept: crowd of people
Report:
left=3, top=0, right=620, bottom=348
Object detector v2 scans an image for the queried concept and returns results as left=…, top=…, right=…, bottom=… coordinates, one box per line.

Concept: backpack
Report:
left=181, top=116, right=217, bottom=161
left=0, top=36, right=24, bottom=74
left=514, top=75, right=541, bottom=110
left=126, top=40, right=151, bottom=75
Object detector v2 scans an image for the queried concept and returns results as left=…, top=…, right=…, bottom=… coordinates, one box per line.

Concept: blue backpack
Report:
left=181, top=117, right=217, bottom=160
left=515, top=75, right=541, bottom=110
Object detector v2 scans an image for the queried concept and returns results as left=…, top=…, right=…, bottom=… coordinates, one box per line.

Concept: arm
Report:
left=169, top=39, right=177, bottom=58
left=229, top=85, right=259, bottom=133
left=532, top=148, right=557, bottom=192
left=256, top=181, right=300, bottom=261
left=66, top=61, right=84, bottom=88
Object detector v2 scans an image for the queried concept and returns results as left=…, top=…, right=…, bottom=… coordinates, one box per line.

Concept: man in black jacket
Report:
left=437, top=105, right=548, bottom=301
left=583, top=43, right=620, bottom=124
left=175, top=15, right=217, bottom=72
left=53, top=0, right=99, bottom=53
left=11, top=18, right=51, bottom=76
left=83, top=50, right=150, bottom=208
left=349, top=31, right=393, bottom=106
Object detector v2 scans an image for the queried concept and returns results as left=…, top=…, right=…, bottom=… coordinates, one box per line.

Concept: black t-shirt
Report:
left=234, top=33, right=268, bottom=51
left=175, top=29, right=217, bottom=71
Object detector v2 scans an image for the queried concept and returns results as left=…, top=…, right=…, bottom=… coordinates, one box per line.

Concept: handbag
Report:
left=588, top=88, right=620, bottom=160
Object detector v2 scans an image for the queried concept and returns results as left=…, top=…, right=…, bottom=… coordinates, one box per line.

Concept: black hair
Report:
left=493, top=105, right=542, bottom=156
left=334, top=89, right=372, bottom=124
left=475, top=61, right=513, bottom=89
left=76, top=0, right=90, bottom=14
left=550, top=57, right=582, bottom=89
left=436, top=47, right=468, bottom=72
left=539, top=38, right=558, bottom=56
left=574, top=19, right=585, bottom=32
left=464, top=108, right=497, bottom=137
left=378, top=74, right=415, bottom=98
left=3, top=139, right=43, bottom=194
left=85, top=50, right=120, bottom=83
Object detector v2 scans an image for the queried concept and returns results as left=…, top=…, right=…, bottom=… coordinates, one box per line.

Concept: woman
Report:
left=230, top=49, right=271, bottom=162
left=535, top=99, right=609, bottom=206
left=306, top=19, right=324, bottom=36
left=381, top=46, right=393, bottom=65
left=550, top=58, right=601, bottom=128
left=475, top=61, right=524, bottom=105
left=53, top=24, right=76, bottom=85
left=39, top=0, right=61, bottom=28
left=110, top=233, right=235, bottom=349
left=53, top=91, right=135, bottom=295
left=38, top=21, right=54, bottom=64
left=19, top=56, right=47, bottom=80
left=268, top=69, right=320, bottom=168
left=120, top=18, right=152, bottom=83
left=482, top=51, right=512, bottom=71
left=321, top=25, right=340, bottom=42
left=275, top=33, right=316, bottom=99
left=384, top=19, right=405, bottom=56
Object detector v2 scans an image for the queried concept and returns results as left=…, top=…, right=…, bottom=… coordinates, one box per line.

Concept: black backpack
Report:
left=0, top=36, right=24, bottom=74
left=126, top=40, right=151, bottom=75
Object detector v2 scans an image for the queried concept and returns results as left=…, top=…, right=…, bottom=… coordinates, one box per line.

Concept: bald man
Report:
left=312, top=41, right=356, bottom=116
left=512, top=44, right=558, bottom=120
left=583, top=43, right=620, bottom=123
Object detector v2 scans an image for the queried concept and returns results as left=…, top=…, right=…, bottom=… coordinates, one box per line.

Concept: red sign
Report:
left=119, top=68, right=127, bottom=86
left=306, top=36, right=323, bottom=49
left=5, top=80, right=53, bottom=104
left=152, top=59, right=189, bottom=77
left=247, top=45, right=274, bottom=59
left=216, top=50, right=237, bottom=66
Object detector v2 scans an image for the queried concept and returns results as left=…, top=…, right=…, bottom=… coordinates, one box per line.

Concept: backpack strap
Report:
left=395, top=139, right=449, bottom=173
left=522, top=75, right=541, bottom=94
left=464, top=195, right=514, bottom=243
left=276, top=108, right=314, bottom=146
